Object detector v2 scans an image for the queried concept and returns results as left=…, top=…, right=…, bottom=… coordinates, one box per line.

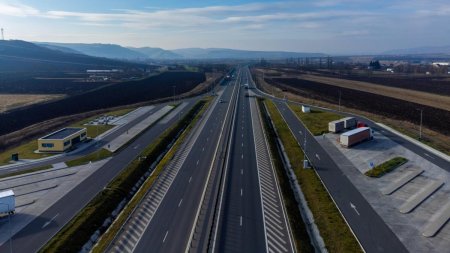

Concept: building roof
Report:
left=0, top=190, right=14, bottom=198
left=40, top=127, right=85, bottom=140
left=341, top=127, right=370, bottom=136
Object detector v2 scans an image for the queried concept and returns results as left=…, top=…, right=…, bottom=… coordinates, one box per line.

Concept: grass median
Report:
left=39, top=99, right=209, bottom=253
left=365, top=157, right=408, bottom=178
left=265, top=99, right=362, bottom=253
left=289, top=104, right=341, bottom=136
left=258, top=98, right=314, bottom=253
left=65, top=149, right=113, bottom=167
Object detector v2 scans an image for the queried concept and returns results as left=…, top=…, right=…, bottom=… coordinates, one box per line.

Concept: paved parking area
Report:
left=0, top=159, right=109, bottom=246
left=318, top=130, right=450, bottom=253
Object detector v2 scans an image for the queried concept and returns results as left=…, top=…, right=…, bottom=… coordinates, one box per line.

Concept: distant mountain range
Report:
left=382, top=45, right=450, bottom=55
left=37, top=42, right=325, bottom=60
left=0, top=40, right=145, bottom=72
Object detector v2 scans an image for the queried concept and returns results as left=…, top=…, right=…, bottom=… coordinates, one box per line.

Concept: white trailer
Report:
left=328, top=120, right=345, bottom=133
left=342, top=117, right=356, bottom=129
left=0, top=190, right=15, bottom=214
left=301, top=105, right=311, bottom=113
left=340, top=127, right=372, bottom=147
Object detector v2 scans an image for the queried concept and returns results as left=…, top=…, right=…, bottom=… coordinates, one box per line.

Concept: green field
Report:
left=265, top=100, right=362, bottom=253
left=365, top=157, right=408, bottom=178
left=289, top=104, right=342, bottom=136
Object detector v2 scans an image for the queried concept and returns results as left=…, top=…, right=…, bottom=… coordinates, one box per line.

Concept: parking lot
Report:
left=317, top=130, right=450, bottom=253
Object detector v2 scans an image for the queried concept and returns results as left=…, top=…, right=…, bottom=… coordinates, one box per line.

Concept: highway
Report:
left=0, top=98, right=198, bottom=253
left=248, top=66, right=409, bottom=252
left=107, top=69, right=239, bottom=253
left=213, top=69, right=294, bottom=253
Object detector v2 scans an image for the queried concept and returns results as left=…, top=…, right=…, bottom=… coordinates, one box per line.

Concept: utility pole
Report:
left=172, top=85, right=176, bottom=104
left=338, top=90, right=342, bottom=112
left=418, top=108, right=423, bottom=140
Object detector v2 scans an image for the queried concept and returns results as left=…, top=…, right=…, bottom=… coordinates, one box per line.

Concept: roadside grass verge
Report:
left=39, top=99, right=208, bottom=253
left=265, top=100, right=362, bottom=253
left=92, top=98, right=211, bottom=253
left=365, top=157, right=408, bottom=178
left=0, top=140, right=54, bottom=166
left=289, top=104, right=341, bottom=136
left=0, top=165, right=52, bottom=180
left=65, top=149, right=113, bottom=167
left=258, top=98, right=314, bottom=253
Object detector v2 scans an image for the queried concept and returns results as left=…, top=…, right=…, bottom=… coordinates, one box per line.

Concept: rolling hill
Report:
left=0, top=40, right=145, bottom=72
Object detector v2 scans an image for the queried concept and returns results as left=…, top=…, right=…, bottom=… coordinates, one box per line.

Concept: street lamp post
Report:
left=418, top=108, right=423, bottom=140
left=0, top=202, right=12, bottom=253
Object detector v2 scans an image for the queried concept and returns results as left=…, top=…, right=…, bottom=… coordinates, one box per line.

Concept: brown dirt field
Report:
left=0, top=94, right=64, bottom=112
left=252, top=70, right=450, bottom=155
left=256, top=68, right=450, bottom=111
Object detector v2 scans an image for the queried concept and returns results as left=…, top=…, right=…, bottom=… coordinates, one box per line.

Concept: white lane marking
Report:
left=178, top=199, right=183, bottom=207
left=207, top=137, right=209, bottom=142
left=241, top=154, right=244, bottom=159
left=241, top=188, right=243, bottom=196
left=163, top=230, right=169, bottom=243
left=133, top=144, right=140, bottom=150
left=241, top=134, right=244, bottom=138
left=240, top=216, right=243, bottom=226
left=299, top=130, right=302, bottom=135
left=189, top=176, right=192, bottom=183
left=42, top=213, right=59, bottom=229
left=241, top=169, right=243, bottom=175
left=196, top=160, right=199, bottom=165
left=202, top=147, right=205, bottom=152
left=241, top=142, right=244, bottom=147
left=315, top=153, right=320, bottom=160
left=350, top=202, right=360, bottom=216
left=424, top=153, right=434, bottom=159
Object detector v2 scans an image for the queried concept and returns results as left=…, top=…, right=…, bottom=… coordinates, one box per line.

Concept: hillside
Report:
left=382, top=45, right=450, bottom=55
left=128, top=47, right=182, bottom=59
left=0, top=40, right=145, bottom=72
left=37, top=42, right=148, bottom=60
left=172, top=48, right=325, bottom=59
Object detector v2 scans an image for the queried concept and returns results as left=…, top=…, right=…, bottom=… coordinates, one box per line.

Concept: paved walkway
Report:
left=105, top=106, right=173, bottom=153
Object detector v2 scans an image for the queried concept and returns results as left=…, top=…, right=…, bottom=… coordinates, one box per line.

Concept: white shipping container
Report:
left=342, top=117, right=356, bottom=129
left=340, top=127, right=371, bottom=147
left=301, top=105, right=311, bottom=113
left=328, top=120, right=345, bottom=133
left=0, top=190, right=15, bottom=214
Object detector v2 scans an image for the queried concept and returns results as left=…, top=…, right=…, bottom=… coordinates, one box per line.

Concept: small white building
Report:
left=301, top=105, right=311, bottom=113
left=432, top=62, right=449, bottom=67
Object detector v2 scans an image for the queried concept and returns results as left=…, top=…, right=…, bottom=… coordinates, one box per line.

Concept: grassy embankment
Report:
left=257, top=98, right=314, bottom=253
left=0, top=107, right=134, bottom=166
left=92, top=98, right=211, bottom=253
left=39, top=98, right=209, bottom=253
left=289, top=105, right=341, bottom=136
left=264, top=99, right=362, bottom=253
left=365, top=157, right=408, bottom=178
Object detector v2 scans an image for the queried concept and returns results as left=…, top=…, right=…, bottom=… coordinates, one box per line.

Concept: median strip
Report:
left=365, top=157, right=408, bottom=178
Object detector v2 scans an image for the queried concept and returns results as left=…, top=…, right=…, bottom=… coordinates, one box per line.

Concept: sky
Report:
left=1, top=0, right=450, bottom=54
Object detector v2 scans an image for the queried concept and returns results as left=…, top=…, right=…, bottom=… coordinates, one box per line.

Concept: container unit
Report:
left=340, top=127, right=372, bottom=147
left=328, top=120, right=345, bottom=133
left=301, top=105, right=311, bottom=113
left=342, top=117, right=356, bottom=129
left=0, top=190, right=15, bottom=214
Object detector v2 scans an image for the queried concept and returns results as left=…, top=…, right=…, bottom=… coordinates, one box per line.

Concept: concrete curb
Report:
left=376, top=123, right=450, bottom=163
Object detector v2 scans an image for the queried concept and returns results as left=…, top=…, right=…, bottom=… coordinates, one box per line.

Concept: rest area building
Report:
left=38, top=127, right=87, bottom=152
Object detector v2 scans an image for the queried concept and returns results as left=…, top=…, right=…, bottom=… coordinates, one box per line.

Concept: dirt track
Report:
left=0, top=94, right=63, bottom=112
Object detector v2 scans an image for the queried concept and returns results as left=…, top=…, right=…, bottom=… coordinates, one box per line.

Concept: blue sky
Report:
left=1, top=0, right=450, bottom=54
